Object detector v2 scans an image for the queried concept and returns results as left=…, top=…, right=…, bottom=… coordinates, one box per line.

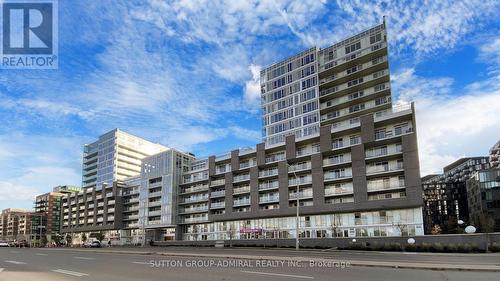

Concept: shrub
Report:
left=490, top=242, right=500, bottom=252
left=430, top=242, right=444, bottom=252
left=443, top=243, right=457, bottom=253
left=457, top=243, right=472, bottom=253
left=420, top=242, right=431, bottom=252
left=404, top=243, right=416, bottom=252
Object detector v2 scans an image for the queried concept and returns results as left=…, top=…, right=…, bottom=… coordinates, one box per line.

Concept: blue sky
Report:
left=1, top=0, right=499, bottom=210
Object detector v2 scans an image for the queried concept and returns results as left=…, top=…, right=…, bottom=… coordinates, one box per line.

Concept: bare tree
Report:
left=392, top=222, right=408, bottom=236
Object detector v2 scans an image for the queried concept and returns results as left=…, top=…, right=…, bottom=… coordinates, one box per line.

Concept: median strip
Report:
left=51, top=269, right=89, bottom=277
left=241, top=270, right=314, bottom=279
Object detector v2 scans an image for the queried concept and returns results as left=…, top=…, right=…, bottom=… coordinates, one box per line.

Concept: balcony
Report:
left=288, top=162, right=311, bottom=172
left=149, top=191, right=162, bottom=198
left=233, top=174, right=250, bottom=183
left=210, top=202, right=225, bottom=209
left=210, top=179, right=225, bottom=186
left=258, top=181, right=279, bottom=191
left=180, top=196, right=208, bottom=204
left=107, top=200, right=115, bottom=205
left=367, top=179, right=405, bottom=192
left=324, top=170, right=352, bottom=181
left=181, top=216, right=208, bottom=224
left=289, top=191, right=313, bottom=200
left=148, top=201, right=161, bottom=207
left=259, top=168, right=279, bottom=178
left=296, top=145, right=320, bottom=157
left=233, top=185, right=251, bottom=194
left=179, top=206, right=209, bottom=214
left=323, top=154, right=351, bottom=166
left=375, top=126, right=413, bottom=141
left=321, top=82, right=391, bottom=111
left=233, top=199, right=251, bottom=207
left=148, top=210, right=162, bottom=216
left=259, top=196, right=279, bottom=204
left=123, top=214, right=138, bottom=220
left=325, top=184, right=354, bottom=196
left=288, top=176, right=312, bottom=186
left=366, top=162, right=404, bottom=175
left=320, top=42, right=388, bottom=72
left=210, top=190, right=225, bottom=197
left=265, top=153, right=286, bottom=164
left=181, top=184, right=208, bottom=194
left=366, top=144, right=402, bottom=158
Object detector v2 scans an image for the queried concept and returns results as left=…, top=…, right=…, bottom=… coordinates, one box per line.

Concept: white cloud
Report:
left=478, top=37, right=500, bottom=74
left=392, top=69, right=500, bottom=176
left=244, top=64, right=262, bottom=107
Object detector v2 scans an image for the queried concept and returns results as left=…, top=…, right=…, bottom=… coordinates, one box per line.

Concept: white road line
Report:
left=0, top=268, right=4, bottom=273
left=4, top=260, right=26, bottom=265
left=35, top=253, right=48, bottom=256
left=131, top=261, right=151, bottom=265
left=52, top=269, right=89, bottom=277
left=9, top=251, right=19, bottom=254
left=74, top=256, right=95, bottom=260
left=240, top=270, right=314, bottom=279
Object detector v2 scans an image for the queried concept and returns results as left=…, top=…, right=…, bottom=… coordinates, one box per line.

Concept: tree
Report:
left=431, top=225, right=442, bottom=235
left=445, top=217, right=459, bottom=234
left=392, top=222, right=408, bottom=236
left=40, top=235, right=47, bottom=247
left=81, top=233, right=87, bottom=244
left=95, top=232, right=105, bottom=243
left=53, top=234, right=63, bottom=246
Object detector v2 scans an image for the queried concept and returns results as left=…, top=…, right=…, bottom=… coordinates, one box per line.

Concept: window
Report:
left=345, top=42, right=361, bottom=54
left=349, top=103, right=365, bottom=113
left=370, top=33, right=382, bottom=44
left=348, top=91, right=364, bottom=100
left=347, top=77, right=363, bottom=87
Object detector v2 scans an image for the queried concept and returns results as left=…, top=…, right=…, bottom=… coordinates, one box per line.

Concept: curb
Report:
left=40, top=248, right=500, bottom=272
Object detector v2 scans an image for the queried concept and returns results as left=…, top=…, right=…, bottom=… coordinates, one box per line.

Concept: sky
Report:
left=0, top=0, right=499, bottom=210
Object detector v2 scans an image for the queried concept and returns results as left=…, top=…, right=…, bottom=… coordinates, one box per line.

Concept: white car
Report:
left=0, top=241, right=10, bottom=247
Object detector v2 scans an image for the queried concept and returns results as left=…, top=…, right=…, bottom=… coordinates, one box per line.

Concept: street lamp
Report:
left=287, top=162, right=300, bottom=251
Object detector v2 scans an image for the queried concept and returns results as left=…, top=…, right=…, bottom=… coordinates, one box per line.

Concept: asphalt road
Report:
left=1, top=247, right=499, bottom=281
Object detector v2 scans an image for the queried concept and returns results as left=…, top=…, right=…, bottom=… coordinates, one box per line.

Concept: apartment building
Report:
left=60, top=181, right=124, bottom=244
left=31, top=186, right=80, bottom=243
left=0, top=208, right=33, bottom=241
left=176, top=22, right=424, bottom=241
left=467, top=169, right=500, bottom=232
left=62, top=149, right=194, bottom=244
left=422, top=157, right=490, bottom=233
left=82, top=128, right=168, bottom=188
left=490, top=140, right=500, bottom=169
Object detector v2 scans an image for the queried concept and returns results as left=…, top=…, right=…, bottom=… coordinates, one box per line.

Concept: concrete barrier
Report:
left=154, top=232, right=500, bottom=251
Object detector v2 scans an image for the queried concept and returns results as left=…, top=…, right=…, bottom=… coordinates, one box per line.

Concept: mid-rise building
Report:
left=82, top=128, right=168, bottom=188
left=467, top=169, right=500, bottom=232
left=422, top=157, right=490, bottom=233
left=0, top=208, right=33, bottom=241
left=31, top=186, right=80, bottom=244
left=61, top=21, right=425, bottom=244
left=490, top=140, right=500, bottom=169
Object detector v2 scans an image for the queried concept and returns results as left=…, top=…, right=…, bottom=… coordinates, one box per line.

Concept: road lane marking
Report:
left=52, top=269, right=89, bottom=277
left=132, top=261, right=151, bottom=265
left=51, top=269, right=89, bottom=277
left=9, top=251, right=19, bottom=254
left=4, top=260, right=26, bottom=265
left=35, top=253, right=48, bottom=256
left=240, top=270, right=314, bottom=279
left=0, top=268, right=4, bottom=273
left=74, top=256, right=95, bottom=260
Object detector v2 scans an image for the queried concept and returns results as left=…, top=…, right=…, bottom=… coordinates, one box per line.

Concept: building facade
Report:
left=422, top=157, right=490, bottom=233
left=82, top=128, right=168, bottom=188
left=59, top=22, right=425, bottom=244
left=0, top=208, right=33, bottom=241
left=467, top=169, right=500, bottom=232
left=31, top=186, right=80, bottom=244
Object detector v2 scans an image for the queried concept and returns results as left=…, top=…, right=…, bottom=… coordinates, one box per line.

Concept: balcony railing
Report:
left=233, top=174, right=250, bottom=183
left=210, top=179, right=225, bottom=186
left=366, top=162, right=404, bottom=175
left=259, top=168, right=279, bottom=177
left=210, top=190, right=225, bottom=197
left=233, top=199, right=251, bottom=207
left=324, top=170, right=352, bottom=181
left=289, top=191, right=313, bottom=199
left=367, top=179, right=405, bottom=192
left=288, top=176, right=312, bottom=186
left=288, top=162, right=311, bottom=172
left=210, top=202, right=225, bottom=209
left=258, top=181, right=279, bottom=190
left=233, top=185, right=251, bottom=194
left=259, top=196, right=279, bottom=203
left=323, top=154, right=351, bottom=166
left=325, top=186, right=353, bottom=196
left=375, top=126, right=413, bottom=141
left=366, top=145, right=402, bottom=158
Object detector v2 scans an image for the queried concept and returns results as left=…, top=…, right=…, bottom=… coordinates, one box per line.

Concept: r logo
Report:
left=2, top=2, right=53, bottom=54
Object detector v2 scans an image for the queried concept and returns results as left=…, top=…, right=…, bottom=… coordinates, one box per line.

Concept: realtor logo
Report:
left=1, top=0, right=58, bottom=69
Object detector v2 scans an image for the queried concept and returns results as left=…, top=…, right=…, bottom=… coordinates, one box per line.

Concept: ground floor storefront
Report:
left=181, top=207, right=424, bottom=241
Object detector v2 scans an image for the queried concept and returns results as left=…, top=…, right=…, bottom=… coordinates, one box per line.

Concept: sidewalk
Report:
left=41, top=247, right=500, bottom=272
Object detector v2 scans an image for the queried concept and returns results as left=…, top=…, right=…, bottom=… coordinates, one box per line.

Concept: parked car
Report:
left=14, top=240, right=29, bottom=248
left=90, top=241, right=101, bottom=248
left=0, top=241, right=10, bottom=247
left=82, top=241, right=92, bottom=248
